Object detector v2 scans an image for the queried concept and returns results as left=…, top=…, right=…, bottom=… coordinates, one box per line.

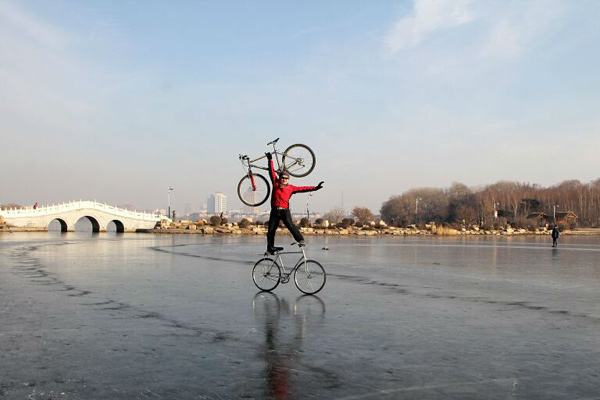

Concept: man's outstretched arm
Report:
left=292, top=181, right=324, bottom=194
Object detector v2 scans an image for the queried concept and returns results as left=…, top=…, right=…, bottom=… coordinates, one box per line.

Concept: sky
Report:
left=1, top=0, right=599, bottom=215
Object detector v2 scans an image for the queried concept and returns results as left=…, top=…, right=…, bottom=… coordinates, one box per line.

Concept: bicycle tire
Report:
left=237, top=173, right=270, bottom=207
left=281, top=144, right=316, bottom=178
left=294, top=259, right=326, bottom=295
left=252, top=258, right=281, bottom=292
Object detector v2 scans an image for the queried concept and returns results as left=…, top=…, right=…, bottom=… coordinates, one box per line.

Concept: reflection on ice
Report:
left=252, top=292, right=327, bottom=399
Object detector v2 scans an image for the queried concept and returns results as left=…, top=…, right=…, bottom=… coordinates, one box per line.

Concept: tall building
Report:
left=207, top=192, right=227, bottom=214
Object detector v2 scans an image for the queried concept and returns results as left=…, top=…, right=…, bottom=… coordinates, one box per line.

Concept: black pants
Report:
left=267, top=209, right=304, bottom=250
left=552, top=237, right=558, bottom=247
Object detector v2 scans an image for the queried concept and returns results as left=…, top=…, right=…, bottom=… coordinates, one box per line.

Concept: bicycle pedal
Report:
left=281, top=277, right=290, bottom=284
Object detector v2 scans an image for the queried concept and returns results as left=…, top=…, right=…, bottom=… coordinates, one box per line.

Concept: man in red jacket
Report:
left=265, top=152, right=323, bottom=254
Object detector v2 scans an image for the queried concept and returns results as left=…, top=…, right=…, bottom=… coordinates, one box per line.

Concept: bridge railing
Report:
left=0, top=200, right=164, bottom=221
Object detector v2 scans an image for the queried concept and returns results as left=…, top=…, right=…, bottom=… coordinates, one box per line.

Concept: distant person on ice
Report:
left=265, top=152, right=323, bottom=254
left=551, top=225, right=560, bottom=247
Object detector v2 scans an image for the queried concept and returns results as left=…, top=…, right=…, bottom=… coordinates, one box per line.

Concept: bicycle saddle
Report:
left=267, top=138, right=280, bottom=146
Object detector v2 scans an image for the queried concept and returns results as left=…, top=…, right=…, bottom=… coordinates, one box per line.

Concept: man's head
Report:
left=278, top=171, right=290, bottom=183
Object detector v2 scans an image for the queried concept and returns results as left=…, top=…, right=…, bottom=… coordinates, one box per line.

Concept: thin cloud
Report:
left=480, top=1, right=565, bottom=59
left=0, top=1, right=70, bottom=49
left=384, top=0, right=476, bottom=54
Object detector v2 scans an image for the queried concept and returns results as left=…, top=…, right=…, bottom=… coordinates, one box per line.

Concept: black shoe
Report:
left=267, top=246, right=284, bottom=255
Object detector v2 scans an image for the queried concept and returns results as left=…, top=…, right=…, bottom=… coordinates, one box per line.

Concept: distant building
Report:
left=184, top=202, right=197, bottom=216
left=207, top=192, right=227, bottom=214
left=243, top=204, right=260, bottom=214
left=527, top=211, right=578, bottom=227
left=555, top=211, right=578, bottom=226
left=526, top=212, right=548, bottom=226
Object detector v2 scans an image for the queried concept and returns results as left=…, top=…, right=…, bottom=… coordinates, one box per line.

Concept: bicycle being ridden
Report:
left=253, top=242, right=327, bottom=295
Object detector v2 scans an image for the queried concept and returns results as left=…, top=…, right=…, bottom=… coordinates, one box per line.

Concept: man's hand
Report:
left=316, top=181, right=324, bottom=190
left=265, top=152, right=272, bottom=160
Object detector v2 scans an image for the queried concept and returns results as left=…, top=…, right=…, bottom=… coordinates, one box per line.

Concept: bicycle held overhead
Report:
left=237, top=138, right=316, bottom=207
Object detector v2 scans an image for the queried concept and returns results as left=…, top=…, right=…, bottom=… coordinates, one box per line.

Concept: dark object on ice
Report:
left=551, top=225, right=560, bottom=247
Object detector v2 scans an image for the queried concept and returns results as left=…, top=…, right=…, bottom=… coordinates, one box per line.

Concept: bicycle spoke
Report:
left=237, top=174, right=270, bottom=207
left=294, top=260, right=326, bottom=295
left=253, top=258, right=281, bottom=292
left=282, top=144, right=315, bottom=178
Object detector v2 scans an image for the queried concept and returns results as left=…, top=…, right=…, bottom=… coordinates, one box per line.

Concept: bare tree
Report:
left=324, top=207, right=344, bottom=224
left=352, top=207, right=374, bottom=224
left=379, top=177, right=600, bottom=228
left=380, top=195, right=413, bottom=226
left=447, top=182, right=476, bottom=223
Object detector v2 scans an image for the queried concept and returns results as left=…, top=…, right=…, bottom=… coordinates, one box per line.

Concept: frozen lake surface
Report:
left=1, top=233, right=599, bottom=399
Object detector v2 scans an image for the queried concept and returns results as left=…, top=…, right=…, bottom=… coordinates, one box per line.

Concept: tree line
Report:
left=377, top=179, right=600, bottom=228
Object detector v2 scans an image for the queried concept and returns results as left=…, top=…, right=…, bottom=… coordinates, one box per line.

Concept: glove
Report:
left=316, top=181, right=324, bottom=190
left=265, top=152, right=272, bottom=160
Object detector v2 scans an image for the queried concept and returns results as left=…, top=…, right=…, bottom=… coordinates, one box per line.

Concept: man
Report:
left=265, top=152, right=323, bottom=254
left=551, top=225, right=560, bottom=247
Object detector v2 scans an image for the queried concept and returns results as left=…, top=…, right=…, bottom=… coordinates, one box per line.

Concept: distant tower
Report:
left=215, top=192, right=227, bottom=214
left=208, top=192, right=227, bottom=214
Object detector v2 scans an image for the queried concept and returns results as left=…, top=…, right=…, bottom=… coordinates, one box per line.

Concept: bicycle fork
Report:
left=248, top=169, right=257, bottom=191
left=298, top=247, right=314, bottom=279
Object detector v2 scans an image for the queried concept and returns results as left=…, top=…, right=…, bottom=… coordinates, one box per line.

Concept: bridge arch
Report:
left=107, top=220, right=125, bottom=233
left=75, top=216, right=101, bottom=233
left=48, top=218, right=68, bottom=232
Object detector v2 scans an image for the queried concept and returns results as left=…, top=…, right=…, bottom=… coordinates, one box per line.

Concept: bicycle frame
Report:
left=239, top=138, right=286, bottom=177
left=252, top=243, right=326, bottom=294
left=267, top=246, right=309, bottom=279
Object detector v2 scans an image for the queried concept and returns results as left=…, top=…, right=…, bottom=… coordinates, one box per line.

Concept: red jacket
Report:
left=269, top=160, right=317, bottom=209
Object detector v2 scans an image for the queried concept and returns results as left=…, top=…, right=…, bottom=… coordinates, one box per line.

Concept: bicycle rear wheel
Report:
left=237, top=173, right=270, bottom=207
left=282, top=144, right=316, bottom=178
left=252, top=258, right=281, bottom=292
left=294, top=260, right=326, bottom=295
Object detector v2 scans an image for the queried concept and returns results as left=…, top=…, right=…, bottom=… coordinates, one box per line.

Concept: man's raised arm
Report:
left=265, top=153, right=277, bottom=184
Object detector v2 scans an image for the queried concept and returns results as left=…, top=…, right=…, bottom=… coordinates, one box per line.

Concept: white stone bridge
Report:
left=0, top=200, right=165, bottom=232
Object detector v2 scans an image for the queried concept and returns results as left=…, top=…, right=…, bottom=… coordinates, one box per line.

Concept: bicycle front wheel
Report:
left=282, top=144, right=316, bottom=178
left=294, top=260, right=326, bottom=295
left=253, top=258, right=281, bottom=292
left=237, top=173, right=270, bottom=207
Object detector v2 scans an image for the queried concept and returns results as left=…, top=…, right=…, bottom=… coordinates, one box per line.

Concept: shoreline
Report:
left=2, top=225, right=599, bottom=237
